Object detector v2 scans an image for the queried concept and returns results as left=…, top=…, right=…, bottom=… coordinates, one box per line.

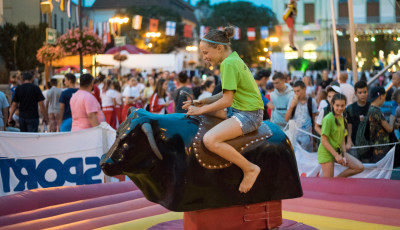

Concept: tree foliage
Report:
left=125, top=5, right=188, bottom=53
left=0, top=22, right=47, bottom=71
left=204, top=1, right=278, bottom=64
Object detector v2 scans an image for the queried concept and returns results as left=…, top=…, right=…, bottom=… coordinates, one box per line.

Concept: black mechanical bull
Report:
left=100, top=108, right=302, bottom=212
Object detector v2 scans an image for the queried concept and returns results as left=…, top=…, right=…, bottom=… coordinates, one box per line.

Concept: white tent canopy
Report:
left=95, top=54, right=178, bottom=72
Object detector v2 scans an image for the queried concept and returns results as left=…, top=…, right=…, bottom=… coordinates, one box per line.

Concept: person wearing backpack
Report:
left=318, top=93, right=364, bottom=177
left=285, top=80, right=318, bottom=151
left=363, top=87, right=396, bottom=163
left=345, top=81, right=370, bottom=153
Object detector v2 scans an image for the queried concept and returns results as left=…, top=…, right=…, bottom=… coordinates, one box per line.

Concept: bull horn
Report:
left=141, top=123, right=163, bottom=160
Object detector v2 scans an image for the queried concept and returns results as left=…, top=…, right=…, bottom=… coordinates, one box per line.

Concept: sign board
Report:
left=0, top=123, right=116, bottom=196
left=115, top=36, right=126, bottom=47
left=46, top=28, right=57, bottom=45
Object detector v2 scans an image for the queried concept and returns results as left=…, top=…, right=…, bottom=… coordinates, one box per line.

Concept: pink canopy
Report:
left=105, top=45, right=150, bottom=55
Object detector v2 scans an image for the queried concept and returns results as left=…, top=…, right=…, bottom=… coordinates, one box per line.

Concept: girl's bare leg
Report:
left=203, top=117, right=260, bottom=193
left=337, top=154, right=364, bottom=177
left=289, top=28, right=295, bottom=47
left=320, top=162, right=334, bottom=177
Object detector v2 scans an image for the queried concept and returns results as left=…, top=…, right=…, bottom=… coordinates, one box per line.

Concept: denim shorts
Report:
left=228, top=108, right=264, bottom=135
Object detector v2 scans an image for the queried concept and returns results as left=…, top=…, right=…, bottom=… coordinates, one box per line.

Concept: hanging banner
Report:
left=46, top=28, right=57, bottom=45
left=247, top=27, right=255, bottom=41
left=184, top=24, right=193, bottom=38
left=233, top=27, right=240, bottom=40
left=67, top=0, right=71, bottom=18
left=60, top=0, right=65, bottom=11
left=98, top=22, right=102, bottom=37
left=0, top=123, right=116, bottom=196
left=115, top=36, right=126, bottom=47
left=166, top=21, right=176, bottom=36
left=260, top=26, right=269, bottom=39
left=75, top=7, right=79, bottom=26
left=132, top=15, right=142, bottom=30
left=200, top=25, right=209, bottom=37
left=149, top=18, right=159, bottom=32
left=89, top=20, right=93, bottom=31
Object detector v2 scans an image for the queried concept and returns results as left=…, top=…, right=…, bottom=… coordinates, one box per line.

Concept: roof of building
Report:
left=91, top=0, right=197, bottom=23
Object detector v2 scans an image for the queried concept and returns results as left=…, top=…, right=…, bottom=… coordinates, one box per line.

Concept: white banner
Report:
left=0, top=123, right=116, bottom=196
left=285, top=120, right=394, bottom=179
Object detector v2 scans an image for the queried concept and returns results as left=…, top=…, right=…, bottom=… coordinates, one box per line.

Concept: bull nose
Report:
left=100, top=154, right=123, bottom=176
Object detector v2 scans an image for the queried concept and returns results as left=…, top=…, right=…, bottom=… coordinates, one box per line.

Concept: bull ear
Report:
left=141, top=123, right=163, bottom=160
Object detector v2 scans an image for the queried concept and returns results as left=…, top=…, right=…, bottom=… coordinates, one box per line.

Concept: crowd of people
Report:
left=2, top=66, right=400, bottom=177
left=3, top=31, right=400, bottom=181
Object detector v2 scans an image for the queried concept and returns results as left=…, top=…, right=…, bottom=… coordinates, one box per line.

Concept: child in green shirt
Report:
left=183, top=26, right=264, bottom=193
left=318, top=93, right=364, bottom=177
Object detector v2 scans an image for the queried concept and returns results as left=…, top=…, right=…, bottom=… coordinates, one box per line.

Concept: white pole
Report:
left=0, top=0, right=3, bottom=25
left=348, top=0, right=358, bottom=83
left=329, top=0, right=341, bottom=80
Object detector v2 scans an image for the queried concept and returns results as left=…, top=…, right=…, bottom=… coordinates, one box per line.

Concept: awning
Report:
left=52, top=55, right=94, bottom=67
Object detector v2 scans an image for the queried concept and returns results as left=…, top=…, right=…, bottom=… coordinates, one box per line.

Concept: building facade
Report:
left=271, top=0, right=400, bottom=69
left=2, top=0, right=79, bottom=34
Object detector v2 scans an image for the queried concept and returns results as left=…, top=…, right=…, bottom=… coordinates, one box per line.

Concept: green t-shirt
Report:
left=220, top=52, right=264, bottom=111
left=318, top=112, right=348, bottom=163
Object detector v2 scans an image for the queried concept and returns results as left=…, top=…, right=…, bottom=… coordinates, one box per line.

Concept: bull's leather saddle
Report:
left=192, top=115, right=273, bottom=169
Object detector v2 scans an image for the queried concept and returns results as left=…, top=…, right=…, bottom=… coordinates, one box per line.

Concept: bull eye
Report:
left=123, top=143, right=128, bottom=148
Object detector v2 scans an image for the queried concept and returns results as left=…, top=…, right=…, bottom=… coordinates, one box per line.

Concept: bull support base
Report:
left=184, top=200, right=282, bottom=230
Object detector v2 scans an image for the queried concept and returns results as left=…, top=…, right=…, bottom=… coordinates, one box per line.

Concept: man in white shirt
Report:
left=339, top=72, right=354, bottom=106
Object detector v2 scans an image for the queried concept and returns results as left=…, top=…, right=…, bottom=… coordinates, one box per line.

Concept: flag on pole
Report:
left=247, top=27, right=255, bottom=41
left=233, top=27, right=240, bottom=40
left=200, top=25, right=209, bottom=37
left=315, top=19, right=321, bottom=30
left=166, top=21, right=176, bottom=36
left=303, top=25, right=310, bottom=34
left=149, top=18, right=159, bottom=32
left=260, top=26, right=269, bottom=39
left=184, top=24, right=193, bottom=38
left=132, top=15, right=142, bottom=30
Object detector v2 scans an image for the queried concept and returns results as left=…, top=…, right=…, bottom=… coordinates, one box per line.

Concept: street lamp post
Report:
left=145, top=32, right=161, bottom=50
left=186, top=45, right=198, bottom=70
left=109, top=16, right=129, bottom=36
left=78, top=0, right=83, bottom=75
left=12, top=35, right=18, bottom=70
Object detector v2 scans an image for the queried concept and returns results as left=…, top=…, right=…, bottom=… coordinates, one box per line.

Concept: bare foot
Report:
left=239, top=164, right=260, bottom=193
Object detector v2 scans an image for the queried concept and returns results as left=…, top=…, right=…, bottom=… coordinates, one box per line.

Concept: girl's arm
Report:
left=187, top=91, right=233, bottom=115
left=381, top=115, right=395, bottom=133
left=201, top=92, right=223, bottom=105
left=314, top=124, right=321, bottom=135
left=321, top=135, right=345, bottom=165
